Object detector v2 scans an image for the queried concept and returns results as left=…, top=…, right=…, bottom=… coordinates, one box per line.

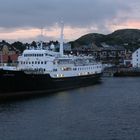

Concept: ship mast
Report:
left=60, top=21, right=64, bottom=56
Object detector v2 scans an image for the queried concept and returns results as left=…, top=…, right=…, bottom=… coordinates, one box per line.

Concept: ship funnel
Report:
left=60, top=21, right=64, bottom=56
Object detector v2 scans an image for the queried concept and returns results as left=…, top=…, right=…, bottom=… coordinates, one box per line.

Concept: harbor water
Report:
left=0, top=77, right=140, bottom=140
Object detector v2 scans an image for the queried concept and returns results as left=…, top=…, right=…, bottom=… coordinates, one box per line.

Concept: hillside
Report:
left=71, top=29, right=140, bottom=50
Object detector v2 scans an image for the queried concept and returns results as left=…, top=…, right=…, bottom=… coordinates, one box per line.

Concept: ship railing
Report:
left=74, top=62, right=101, bottom=66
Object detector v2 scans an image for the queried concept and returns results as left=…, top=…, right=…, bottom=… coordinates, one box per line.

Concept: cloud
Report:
left=0, top=0, right=139, bottom=41
left=0, top=0, right=137, bottom=28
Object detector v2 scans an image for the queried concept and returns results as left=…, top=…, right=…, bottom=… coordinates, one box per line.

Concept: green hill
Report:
left=71, top=29, right=140, bottom=50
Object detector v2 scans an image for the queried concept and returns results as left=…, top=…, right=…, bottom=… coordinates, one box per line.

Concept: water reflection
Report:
left=0, top=78, right=140, bottom=140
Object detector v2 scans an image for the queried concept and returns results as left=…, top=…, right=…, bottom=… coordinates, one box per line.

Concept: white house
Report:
left=132, top=48, right=140, bottom=67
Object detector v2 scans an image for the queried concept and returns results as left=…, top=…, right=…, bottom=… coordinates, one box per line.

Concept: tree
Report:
left=11, top=41, right=26, bottom=52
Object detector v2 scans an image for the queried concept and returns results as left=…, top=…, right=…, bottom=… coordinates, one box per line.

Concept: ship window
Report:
left=38, top=61, right=40, bottom=64
left=32, top=61, right=34, bottom=64
left=45, top=61, right=47, bottom=64
left=29, top=62, right=31, bottom=64
left=61, top=67, right=72, bottom=71
left=44, top=69, right=45, bottom=71
left=41, top=61, right=43, bottom=64
left=26, top=62, right=28, bottom=64
left=53, top=69, right=57, bottom=71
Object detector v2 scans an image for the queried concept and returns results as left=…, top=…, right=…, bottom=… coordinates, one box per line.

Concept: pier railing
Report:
left=103, top=66, right=140, bottom=77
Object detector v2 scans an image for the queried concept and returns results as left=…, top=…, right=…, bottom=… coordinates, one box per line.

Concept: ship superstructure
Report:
left=18, top=46, right=102, bottom=78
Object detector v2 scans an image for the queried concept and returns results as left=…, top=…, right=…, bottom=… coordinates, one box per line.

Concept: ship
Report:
left=0, top=23, right=103, bottom=98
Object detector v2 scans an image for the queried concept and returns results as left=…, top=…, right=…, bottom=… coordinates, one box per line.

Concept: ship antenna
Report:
left=60, top=20, right=64, bottom=56
left=40, top=27, right=43, bottom=49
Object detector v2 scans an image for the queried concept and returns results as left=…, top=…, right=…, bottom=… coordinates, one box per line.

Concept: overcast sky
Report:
left=0, top=0, right=139, bottom=42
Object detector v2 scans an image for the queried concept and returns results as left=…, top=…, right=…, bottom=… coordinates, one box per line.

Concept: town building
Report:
left=0, top=42, right=19, bottom=65
left=132, top=48, right=140, bottom=67
left=69, top=43, right=127, bottom=65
